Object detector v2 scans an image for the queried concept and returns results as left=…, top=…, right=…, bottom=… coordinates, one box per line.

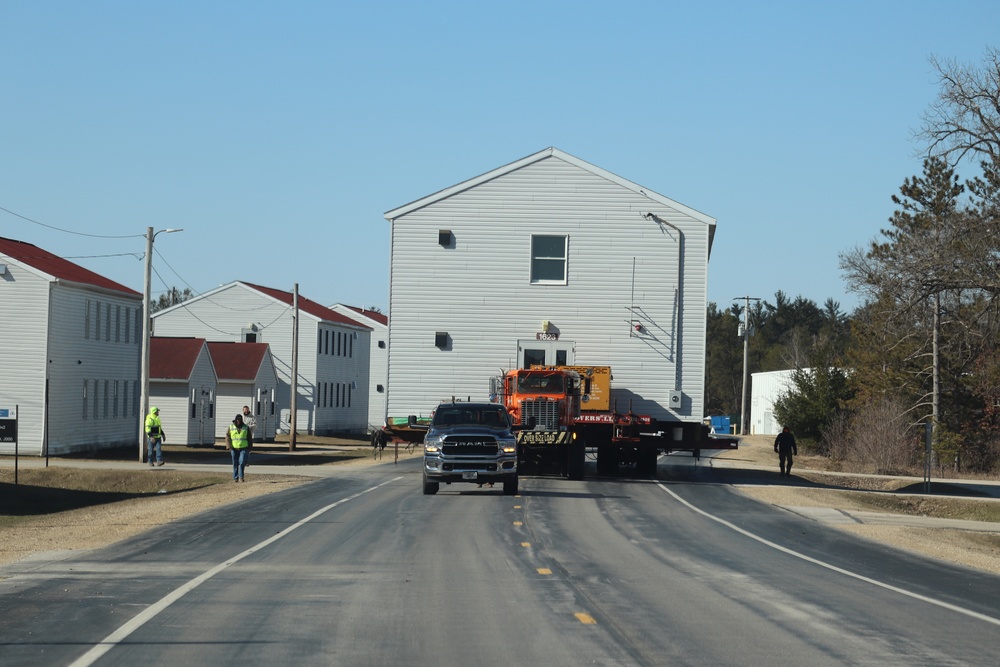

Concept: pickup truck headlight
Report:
left=423, top=435, right=444, bottom=454
left=499, top=438, right=517, bottom=454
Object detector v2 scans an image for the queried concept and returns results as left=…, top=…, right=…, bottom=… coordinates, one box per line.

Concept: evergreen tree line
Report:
left=706, top=48, right=1000, bottom=475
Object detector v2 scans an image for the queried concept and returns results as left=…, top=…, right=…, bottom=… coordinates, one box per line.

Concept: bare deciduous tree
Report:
left=918, top=48, right=1000, bottom=165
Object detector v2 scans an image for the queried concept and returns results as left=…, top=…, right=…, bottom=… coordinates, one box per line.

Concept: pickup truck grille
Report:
left=519, top=399, right=561, bottom=429
left=442, top=436, right=499, bottom=456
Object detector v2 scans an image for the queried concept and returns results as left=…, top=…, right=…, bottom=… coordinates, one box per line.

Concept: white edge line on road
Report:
left=656, top=482, right=1000, bottom=628
left=68, top=476, right=404, bottom=667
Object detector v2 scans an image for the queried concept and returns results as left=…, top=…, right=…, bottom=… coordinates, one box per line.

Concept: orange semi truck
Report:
left=494, top=365, right=737, bottom=479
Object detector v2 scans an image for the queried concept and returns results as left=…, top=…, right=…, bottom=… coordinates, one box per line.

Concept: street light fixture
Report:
left=139, top=226, right=183, bottom=462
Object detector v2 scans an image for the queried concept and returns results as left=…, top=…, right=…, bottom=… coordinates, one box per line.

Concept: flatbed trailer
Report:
left=371, top=416, right=431, bottom=459
left=572, top=409, right=738, bottom=475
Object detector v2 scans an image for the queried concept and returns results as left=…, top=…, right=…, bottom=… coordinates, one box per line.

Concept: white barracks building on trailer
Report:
left=383, top=147, right=717, bottom=423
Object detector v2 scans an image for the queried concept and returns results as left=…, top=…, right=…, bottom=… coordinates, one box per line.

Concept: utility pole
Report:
left=289, top=283, right=299, bottom=451
left=734, top=295, right=760, bottom=436
left=139, top=226, right=182, bottom=462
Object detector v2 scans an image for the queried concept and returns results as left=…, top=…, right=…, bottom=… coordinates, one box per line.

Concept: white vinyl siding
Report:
left=385, top=151, right=712, bottom=422
left=0, top=257, right=141, bottom=456
left=153, top=282, right=371, bottom=435
left=329, top=305, right=388, bottom=430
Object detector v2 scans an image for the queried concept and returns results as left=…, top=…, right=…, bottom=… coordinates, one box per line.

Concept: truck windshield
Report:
left=517, top=373, right=564, bottom=394
left=433, top=407, right=509, bottom=427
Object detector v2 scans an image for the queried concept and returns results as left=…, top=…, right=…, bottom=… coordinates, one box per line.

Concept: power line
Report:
left=0, top=204, right=140, bottom=239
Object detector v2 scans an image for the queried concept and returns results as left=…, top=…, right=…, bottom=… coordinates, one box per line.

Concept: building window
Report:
left=92, top=380, right=98, bottom=419
left=115, top=305, right=121, bottom=342
left=349, top=334, right=353, bottom=357
left=82, top=380, right=88, bottom=419
left=124, top=306, right=131, bottom=344
left=530, top=235, right=568, bottom=284
left=112, top=381, right=119, bottom=418
left=135, top=309, right=142, bottom=344
left=95, top=302, right=102, bottom=340
left=85, top=301, right=91, bottom=340
left=103, top=380, right=109, bottom=418
left=105, top=305, right=111, bottom=340
left=335, top=382, right=340, bottom=408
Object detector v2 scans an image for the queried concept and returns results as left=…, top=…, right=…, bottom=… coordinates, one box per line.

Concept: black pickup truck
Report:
left=420, top=402, right=519, bottom=495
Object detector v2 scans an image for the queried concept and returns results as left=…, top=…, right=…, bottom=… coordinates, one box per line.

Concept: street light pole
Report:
left=139, top=226, right=183, bottom=462
left=734, top=295, right=759, bottom=436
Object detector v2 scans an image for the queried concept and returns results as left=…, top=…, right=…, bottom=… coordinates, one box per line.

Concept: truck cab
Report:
left=421, top=402, right=519, bottom=495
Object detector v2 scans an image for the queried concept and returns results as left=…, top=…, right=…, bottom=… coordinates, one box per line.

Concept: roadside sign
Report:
left=0, top=406, right=17, bottom=443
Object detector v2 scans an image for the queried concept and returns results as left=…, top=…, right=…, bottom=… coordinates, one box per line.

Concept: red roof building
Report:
left=1, top=237, right=142, bottom=455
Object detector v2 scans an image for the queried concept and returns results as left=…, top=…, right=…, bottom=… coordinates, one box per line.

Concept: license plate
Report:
left=462, top=471, right=478, bottom=480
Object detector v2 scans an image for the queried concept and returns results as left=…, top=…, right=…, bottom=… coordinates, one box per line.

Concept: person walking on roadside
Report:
left=145, top=407, right=166, bottom=467
left=774, top=426, right=797, bottom=476
left=241, top=405, right=256, bottom=437
left=241, top=405, right=256, bottom=468
left=226, top=413, right=253, bottom=482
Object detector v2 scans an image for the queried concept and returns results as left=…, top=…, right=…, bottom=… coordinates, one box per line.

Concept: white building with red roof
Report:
left=207, top=341, right=278, bottom=440
left=149, top=337, right=218, bottom=447
left=329, top=304, right=387, bottom=431
left=152, top=281, right=371, bottom=436
left=0, top=236, right=143, bottom=455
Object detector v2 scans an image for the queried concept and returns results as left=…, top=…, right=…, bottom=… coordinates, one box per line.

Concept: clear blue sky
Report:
left=3, top=1, right=997, bottom=315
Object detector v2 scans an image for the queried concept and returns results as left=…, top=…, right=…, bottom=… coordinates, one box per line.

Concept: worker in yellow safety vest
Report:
left=145, top=407, right=166, bottom=467
left=226, top=413, right=254, bottom=482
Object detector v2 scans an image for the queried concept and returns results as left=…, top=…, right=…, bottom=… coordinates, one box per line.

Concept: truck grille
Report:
left=520, top=399, right=561, bottom=429
left=442, top=436, right=499, bottom=456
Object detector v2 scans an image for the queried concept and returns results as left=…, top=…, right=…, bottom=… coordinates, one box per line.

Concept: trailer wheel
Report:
left=596, top=445, right=619, bottom=476
left=503, top=478, right=519, bottom=496
left=567, top=441, right=586, bottom=480
left=637, top=448, right=659, bottom=476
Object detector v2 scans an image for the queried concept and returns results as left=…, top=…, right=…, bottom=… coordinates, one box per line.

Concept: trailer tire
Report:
left=596, top=445, right=619, bottom=476
left=567, top=441, right=586, bottom=480
left=637, top=447, right=659, bottom=475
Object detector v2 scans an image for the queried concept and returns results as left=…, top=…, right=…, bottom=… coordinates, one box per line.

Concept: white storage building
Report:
left=750, top=368, right=802, bottom=435
left=208, top=341, right=279, bottom=441
left=148, top=337, right=218, bottom=447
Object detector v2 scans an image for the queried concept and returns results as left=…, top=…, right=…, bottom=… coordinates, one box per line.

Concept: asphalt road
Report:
left=2, top=457, right=999, bottom=666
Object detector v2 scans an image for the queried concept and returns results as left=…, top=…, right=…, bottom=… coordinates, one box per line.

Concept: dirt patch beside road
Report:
left=0, top=437, right=384, bottom=568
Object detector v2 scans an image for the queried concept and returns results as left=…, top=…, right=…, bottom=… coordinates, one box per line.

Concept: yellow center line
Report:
left=575, top=612, right=597, bottom=625
left=513, top=521, right=523, bottom=526
left=521, top=542, right=531, bottom=548
left=537, top=568, right=552, bottom=575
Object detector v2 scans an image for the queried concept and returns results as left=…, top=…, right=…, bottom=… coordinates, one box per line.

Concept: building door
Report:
left=517, top=339, right=575, bottom=368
